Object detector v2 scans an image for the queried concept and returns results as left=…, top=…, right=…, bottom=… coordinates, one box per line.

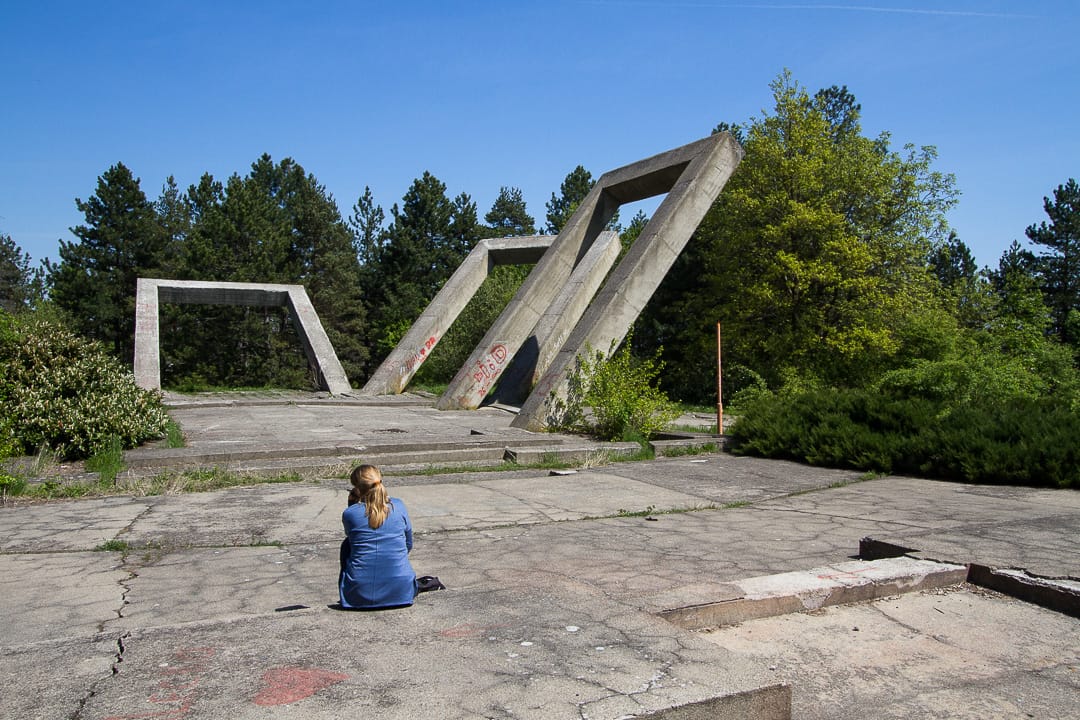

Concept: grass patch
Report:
left=85, top=436, right=124, bottom=484
left=406, top=381, right=448, bottom=396
left=617, top=504, right=657, bottom=517
left=664, top=422, right=720, bottom=434
left=94, top=538, right=130, bottom=552
left=9, top=468, right=304, bottom=501
left=659, top=443, right=719, bottom=457
left=165, top=419, right=185, bottom=448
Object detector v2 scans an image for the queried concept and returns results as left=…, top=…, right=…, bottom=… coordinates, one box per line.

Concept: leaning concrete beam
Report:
left=490, top=230, right=622, bottom=406
left=513, top=133, right=744, bottom=430
left=436, top=182, right=620, bottom=410
left=359, top=235, right=555, bottom=396
left=133, top=278, right=351, bottom=395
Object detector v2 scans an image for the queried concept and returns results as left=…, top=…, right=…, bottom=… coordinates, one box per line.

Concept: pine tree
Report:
left=0, top=234, right=43, bottom=312
left=545, top=166, right=594, bottom=234
left=1026, top=179, right=1080, bottom=345
left=48, top=163, right=166, bottom=362
left=485, top=186, right=536, bottom=237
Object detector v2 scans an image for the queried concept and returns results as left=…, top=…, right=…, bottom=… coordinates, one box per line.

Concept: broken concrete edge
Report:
left=637, top=684, right=792, bottom=720
left=967, top=564, right=1080, bottom=619
left=861, top=535, right=1080, bottom=617
left=658, top=557, right=969, bottom=631
left=656, top=540, right=1080, bottom=631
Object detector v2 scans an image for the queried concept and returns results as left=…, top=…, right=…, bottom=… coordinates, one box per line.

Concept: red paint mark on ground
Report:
left=439, top=622, right=511, bottom=639
left=253, top=667, right=349, bottom=706
left=816, top=567, right=875, bottom=581
left=104, top=647, right=215, bottom=720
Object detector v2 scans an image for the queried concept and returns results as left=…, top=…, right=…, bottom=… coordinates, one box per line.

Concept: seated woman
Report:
left=339, top=464, right=418, bottom=609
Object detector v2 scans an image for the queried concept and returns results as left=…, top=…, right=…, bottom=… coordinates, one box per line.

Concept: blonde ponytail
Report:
left=350, top=464, right=390, bottom=529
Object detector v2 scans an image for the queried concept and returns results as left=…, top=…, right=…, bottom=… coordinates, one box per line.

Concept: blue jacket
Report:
left=339, top=498, right=418, bottom=609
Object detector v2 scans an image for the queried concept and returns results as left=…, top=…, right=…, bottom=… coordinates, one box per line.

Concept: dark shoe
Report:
left=417, top=575, right=446, bottom=592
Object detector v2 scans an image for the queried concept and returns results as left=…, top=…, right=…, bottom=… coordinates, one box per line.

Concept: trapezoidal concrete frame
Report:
left=134, top=278, right=351, bottom=395
left=359, top=235, right=557, bottom=396
left=434, top=133, right=743, bottom=426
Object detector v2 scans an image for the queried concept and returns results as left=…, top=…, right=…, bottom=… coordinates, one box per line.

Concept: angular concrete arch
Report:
left=435, top=133, right=743, bottom=420
left=359, top=235, right=557, bottom=396
left=134, top=278, right=351, bottom=395
left=512, top=133, right=743, bottom=429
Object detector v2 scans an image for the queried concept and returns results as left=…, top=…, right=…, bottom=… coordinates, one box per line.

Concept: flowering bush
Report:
left=0, top=311, right=169, bottom=459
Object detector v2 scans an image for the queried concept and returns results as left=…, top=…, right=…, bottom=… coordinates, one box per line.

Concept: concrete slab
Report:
left=4, top=397, right=1079, bottom=719
left=700, top=586, right=1080, bottom=720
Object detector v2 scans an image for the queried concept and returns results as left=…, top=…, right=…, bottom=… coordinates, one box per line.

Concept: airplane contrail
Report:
left=582, top=1, right=1040, bottom=20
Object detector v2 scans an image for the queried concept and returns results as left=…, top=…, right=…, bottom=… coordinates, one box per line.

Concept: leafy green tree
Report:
left=485, top=186, right=536, bottom=236
left=641, top=72, right=959, bottom=400
left=987, top=241, right=1053, bottom=351
left=0, top=234, right=43, bottom=313
left=1026, top=178, right=1080, bottom=345
left=48, top=163, right=166, bottom=363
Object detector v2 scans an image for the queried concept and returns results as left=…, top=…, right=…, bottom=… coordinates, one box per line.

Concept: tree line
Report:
left=1, top=72, right=1077, bottom=408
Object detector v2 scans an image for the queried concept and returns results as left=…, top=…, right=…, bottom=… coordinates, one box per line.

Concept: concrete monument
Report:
left=434, top=133, right=743, bottom=426
left=133, top=279, right=351, bottom=395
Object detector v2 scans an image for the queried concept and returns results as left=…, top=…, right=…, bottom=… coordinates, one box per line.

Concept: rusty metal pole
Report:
left=716, top=321, right=723, bottom=436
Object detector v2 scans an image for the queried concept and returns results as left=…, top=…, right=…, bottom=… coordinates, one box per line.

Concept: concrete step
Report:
left=658, top=557, right=969, bottom=630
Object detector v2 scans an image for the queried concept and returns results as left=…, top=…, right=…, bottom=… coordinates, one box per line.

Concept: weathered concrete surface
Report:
left=360, top=235, right=555, bottom=396
left=439, top=134, right=743, bottom=412
left=701, top=586, right=1080, bottom=720
left=134, top=279, right=351, bottom=394
left=114, top=392, right=643, bottom=478
left=2, top=397, right=1078, bottom=719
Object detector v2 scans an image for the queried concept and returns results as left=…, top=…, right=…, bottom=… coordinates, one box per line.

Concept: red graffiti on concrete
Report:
left=397, top=335, right=440, bottom=376
left=104, top=647, right=215, bottom=720
left=253, top=667, right=350, bottom=706
left=471, top=343, right=509, bottom=393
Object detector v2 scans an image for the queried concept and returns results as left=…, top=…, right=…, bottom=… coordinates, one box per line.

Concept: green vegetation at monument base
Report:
left=730, top=390, right=1079, bottom=489
left=3, top=468, right=305, bottom=502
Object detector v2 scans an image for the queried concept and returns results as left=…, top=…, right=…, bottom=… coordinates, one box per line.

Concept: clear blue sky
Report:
left=2, top=1, right=1077, bottom=269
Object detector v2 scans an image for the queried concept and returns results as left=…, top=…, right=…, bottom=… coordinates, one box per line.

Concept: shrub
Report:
left=550, top=334, right=680, bottom=441
left=729, top=387, right=1079, bottom=488
left=0, top=310, right=170, bottom=459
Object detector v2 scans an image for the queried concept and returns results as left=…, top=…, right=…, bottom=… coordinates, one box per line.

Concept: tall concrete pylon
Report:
left=437, top=133, right=743, bottom=416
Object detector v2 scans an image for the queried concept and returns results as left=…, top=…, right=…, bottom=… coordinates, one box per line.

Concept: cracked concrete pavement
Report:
left=1, top=398, right=1077, bottom=719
